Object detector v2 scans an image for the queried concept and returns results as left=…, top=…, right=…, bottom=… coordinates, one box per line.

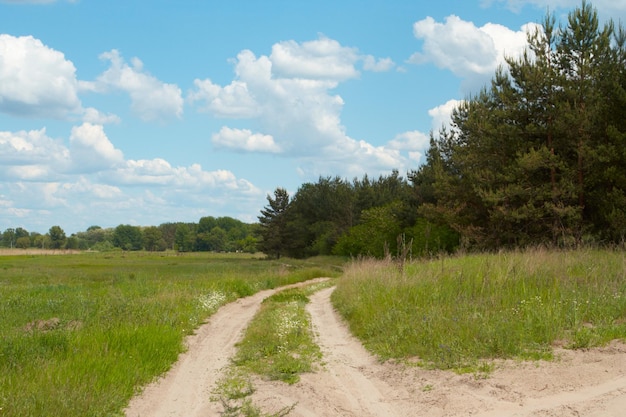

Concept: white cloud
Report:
left=0, top=129, right=69, bottom=179
left=410, top=15, right=538, bottom=85
left=212, top=127, right=281, bottom=153
left=69, top=123, right=124, bottom=172
left=0, top=124, right=263, bottom=232
left=0, top=34, right=82, bottom=118
left=362, top=55, right=395, bottom=72
left=294, top=133, right=407, bottom=180
left=388, top=130, right=430, bottom=151
left=189, top=36, right=407, bottom=179
left=270, top=36, right=360, bottom=81
left=387, top=131, right=431, bottom=165
left=108, top=158, right=260, bottom=195
left=82, top=107, right=121, bottom=125
left=95, top=49, right=183, bottom=122
left=188, top=78, right=260, bottom=118
left=65, top=178, right=122, bottom=200
left=428, top=99, right=464, bottom=132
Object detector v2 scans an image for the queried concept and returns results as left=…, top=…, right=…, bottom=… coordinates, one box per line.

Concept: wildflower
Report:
left=198, top=291, right=227, bottom=313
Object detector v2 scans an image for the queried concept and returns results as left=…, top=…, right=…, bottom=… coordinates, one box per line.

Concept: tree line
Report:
left=258, top=2, right=626, bottom=256
left=257, top=172, right=459, bottom=259
left=0, top=216, right=259, bottom=253
left=5, top=3, right=622, bottom=258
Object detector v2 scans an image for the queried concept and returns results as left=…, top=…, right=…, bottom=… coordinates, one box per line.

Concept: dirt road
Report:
left=126, top=283, right=626, bottom=417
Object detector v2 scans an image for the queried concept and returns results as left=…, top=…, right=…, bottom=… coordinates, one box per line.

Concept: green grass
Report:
left=331, top=248, right=626, bottom=371
left=0, top=251, right=341, bottom=417
left=232, top=281, right=331, bottom=384
left=213, top=280, right=332, bottom=416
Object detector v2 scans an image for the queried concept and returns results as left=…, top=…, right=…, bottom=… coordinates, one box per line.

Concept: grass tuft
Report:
left=212, top=280, right=333, bottom=416
left=233, top=284, right=329, bottom=384
left=331, top=249, right=626, bottom=371
left=0, top=251, right=339, bottom=417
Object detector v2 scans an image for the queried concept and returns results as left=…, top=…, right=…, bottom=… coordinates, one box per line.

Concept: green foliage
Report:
left=258, top=172, right=435, bottom=259
left=334, top=203, right=402, bottom=258
left=142, top=226, right=166, bottom=251
left=332, top=249, right=626, bottom=371
left=232, top=284, right=325, bottom=384
left=174, top=223, right=196, bottom=252
left=2, top=228, right=16, bottom=248
left=407, top=218, right=459, bottom=256
left=257, top=188, right=291, bottom=259
left=48, top=225, right=67, bottom=249
left=417, top=2, right=626, bottom=249
left=15, top=236, right=30, bottom=249
left=112, top=224, right=143, bottom=251
left=0, top=252, right=338, bottom=417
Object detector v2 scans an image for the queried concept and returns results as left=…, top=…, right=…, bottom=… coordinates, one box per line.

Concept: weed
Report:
left=332, top=248, right=626, bottom=372
left=0, top=251, right=339, bottom=417
left=213, top=281, right=332, bottom=416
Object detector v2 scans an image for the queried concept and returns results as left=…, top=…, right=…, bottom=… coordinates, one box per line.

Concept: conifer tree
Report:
left=257, top=187, right=291, bottom=259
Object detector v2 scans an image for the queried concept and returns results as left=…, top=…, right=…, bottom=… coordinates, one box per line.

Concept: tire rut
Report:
left=124, top=278, right=328, bottom=417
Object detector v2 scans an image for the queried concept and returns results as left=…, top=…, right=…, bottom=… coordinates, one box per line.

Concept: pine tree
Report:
left=257, top=187, right=291, bottom=259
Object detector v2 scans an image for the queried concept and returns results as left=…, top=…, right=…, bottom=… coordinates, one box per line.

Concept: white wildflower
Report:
left=198, top=291, right=227, bottom=313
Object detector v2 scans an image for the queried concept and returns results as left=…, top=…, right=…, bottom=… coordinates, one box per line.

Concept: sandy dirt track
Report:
left=126, top=282, right=626, bottom=417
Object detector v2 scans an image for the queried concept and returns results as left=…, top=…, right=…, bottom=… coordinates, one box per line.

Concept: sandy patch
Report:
left=125, top=284, right=626, bottom=417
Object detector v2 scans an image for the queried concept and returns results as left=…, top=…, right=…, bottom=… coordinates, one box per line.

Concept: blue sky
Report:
left=1, top=0, right=625, bottom=234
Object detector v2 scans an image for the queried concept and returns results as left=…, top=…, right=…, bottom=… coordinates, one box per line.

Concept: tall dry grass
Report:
left=332, top=248, right=626, bottom=370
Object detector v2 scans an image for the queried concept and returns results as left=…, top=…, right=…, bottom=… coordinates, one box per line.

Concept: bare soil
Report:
left=125, top=283, right=626, bottom=417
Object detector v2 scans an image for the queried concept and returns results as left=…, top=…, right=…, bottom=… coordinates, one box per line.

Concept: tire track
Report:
left=124, top=278, right=328, bottom=417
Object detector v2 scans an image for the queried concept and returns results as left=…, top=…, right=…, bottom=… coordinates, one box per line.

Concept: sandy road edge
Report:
left=126, top=279, right=626, bottom=417
left=251, top=286, right=626, bottom=417
left=124, top=277, right=329, bottom=417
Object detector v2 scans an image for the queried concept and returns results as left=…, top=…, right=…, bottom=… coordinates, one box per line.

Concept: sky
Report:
left=1, top=0, right=625, bottom=235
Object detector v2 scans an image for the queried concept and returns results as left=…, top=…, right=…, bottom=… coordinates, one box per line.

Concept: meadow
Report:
left=0, top=251, right=341, bottom=417
left=3, top=248, right=626, bottom=416
left=332, top=248, right=626, bottom=371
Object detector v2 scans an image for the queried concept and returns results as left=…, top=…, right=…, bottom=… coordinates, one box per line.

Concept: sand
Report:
left=125, top=283, right=626, bottom=417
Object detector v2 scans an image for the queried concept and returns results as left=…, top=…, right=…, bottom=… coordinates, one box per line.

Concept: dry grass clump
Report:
left=332, top=248, right=626, bottom=371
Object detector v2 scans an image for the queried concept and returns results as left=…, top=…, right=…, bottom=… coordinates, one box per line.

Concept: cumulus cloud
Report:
left=362, top=55, right=395, bottom=72
left=0, top=34, right=82, bottom=118
left=387, top=130, right=431, bottom=164
left=410, top=15, right=538, bottom=90
left=0, top=129, right=69, bottom=180
left=109, top=158, right=260, bottom=195
left=82, top=107, right=121, bottom=125
left=428, top=99, right=464, bottom=132
left=94, top=49, right=183, bottom=122
left=69, top=123, right=124, bottom=172
left=212, top=127, right=281, bottom=153
left=270, top=36, right=360, bottom=81
left=188, top=78, right=260, bottom=118
left=0, top=123, right=263, bottom=232
left=189, top=36, right=402, bottom=177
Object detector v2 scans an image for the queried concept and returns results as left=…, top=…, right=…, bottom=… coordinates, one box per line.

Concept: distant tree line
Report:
left=0, top=216, right=259, bottom=253
left=257, top=172, right=459, bottom=259
left=5, top=4, right=621, bottom=259
left=258, top=2, right=626, bottom=257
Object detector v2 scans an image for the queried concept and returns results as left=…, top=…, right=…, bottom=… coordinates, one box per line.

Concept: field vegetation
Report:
left=332, top=248, right=626, bottom=372
left=0, top=251, right=341, bottom=417
left=214, top=280, right=332, bottom=416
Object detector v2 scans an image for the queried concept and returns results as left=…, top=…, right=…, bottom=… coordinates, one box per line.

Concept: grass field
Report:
left=0, top=251, right=341, bottom=417
left=332, top=248, right=626, bottom=371
left=4, top=248, right=626, bottom=416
